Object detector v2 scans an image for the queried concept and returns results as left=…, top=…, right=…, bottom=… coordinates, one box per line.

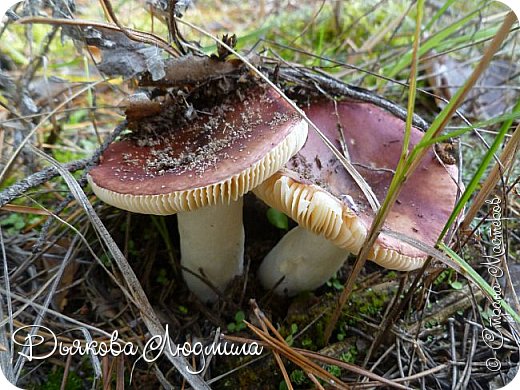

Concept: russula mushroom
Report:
left=88, top=87, right=308, bottom=301
left=254, top=98, right=459, bottom=296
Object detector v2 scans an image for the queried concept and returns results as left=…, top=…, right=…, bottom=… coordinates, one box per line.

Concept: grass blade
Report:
left=439, top=243, right=520, bottom=323
left=439, top=98, right=520, bottom=238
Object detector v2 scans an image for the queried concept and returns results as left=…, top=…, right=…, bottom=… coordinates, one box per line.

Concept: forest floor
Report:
left=0, top=1, right=519, bottom=389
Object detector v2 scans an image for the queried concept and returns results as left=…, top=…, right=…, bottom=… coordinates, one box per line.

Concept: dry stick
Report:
left=100, top=0, right=178, bottom=59
left=0, top=160, right=86, bottom=207
left=297, top=350, right=409, bottom=390
left=368, top=344, right=395, bottom=373
left=206, top=353, right=267, bottom=386
left=289, top=0, right=326, bottom=44
left=406, top=287, right=485, bottom=336
left=448, top=318, right=458, bottom=390
left=0, top=204, right=52, bottom=215
left=27, top=149, right=210, bottom=389
left=250, top=303, right=293, bottom=390
left=222, top=333, right=411, bottom=390
left=167, top=0, right=188, bottom=55
left=0, top=6, right=19, bottom=38
left=21, top=26, right=59, bottom=91
left=0, top=227, right=15, bottom=383
left=244, top=321, right=351, bottom=390
left=454, top=324, right=478, bottom=390
left=0, top=288, right=113, bottom=338
left=307, top=373, right=326, bottom=390
left=333, top=99, right=351, bottom=161
left=395, top=338, right=405, bottom=379
left=248, top=310, right=343, bottom=387
left=323, top=10, right=518, bottom=346
left=251, top=301, right=323, bottom=388
left=17, top=17, right=180, bottom=57
left=60, top=351, right=73, bottom=390
left=251, top=301, right=409, bottom=389
left=301, top=353, right=444, bottom=386
left=174, top=16, right=380, bottom=212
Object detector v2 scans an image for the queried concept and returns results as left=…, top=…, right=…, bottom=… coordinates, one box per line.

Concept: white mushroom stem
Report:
left=177, top=198, right=244, bottom=302
left=258, top=226, right=349, bottom=296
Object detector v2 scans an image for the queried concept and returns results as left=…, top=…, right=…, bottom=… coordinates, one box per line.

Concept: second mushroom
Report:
left=254, top=97, right=460, bottom=296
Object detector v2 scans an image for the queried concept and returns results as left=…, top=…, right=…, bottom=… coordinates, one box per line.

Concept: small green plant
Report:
left=425, top=319, right=439, bottom=329
left=99, top=253, right=112, bottom=267
left=125, top=239, right=139, bottom=257
left=449, top=280, right=464, bottom=290
left=340, top=345, right=358, bottom=364
left=434, top=269, right=464, bottom=290
left=301, top=336, right=313, bottom=347
left=350, top=289, right=386, bottom=316
left=0, top=213, right=41, bottom=235
left=0, top=213, right=25, bottom=233
left=284, top=323, right=298, bottom=346
left=289, top=369, right=307, bottom=385
left=266, top=207, right=289, bottom=230
left=156, top=268, right=169, bottom=286
left=479, top=305, right=494, bottom=323
left=327, top=364, right=341, bottom=377
left=336, top=322, right=347, bottom=341
left=279, top=380, right=289, bottom=390
left=433, top=269, right=451, bottom=286
left=227, top=311, right=246, bottom=333
left=41, top=368, right=83, bottom=390
left=67, top=108, right=88, bottom=125
left=326, top=273, right=344, bottom=291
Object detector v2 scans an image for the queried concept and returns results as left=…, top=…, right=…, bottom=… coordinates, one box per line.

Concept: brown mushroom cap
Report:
left=254, top=98, right=459, bottom=270
left=88, top=87, right=308, bottom=214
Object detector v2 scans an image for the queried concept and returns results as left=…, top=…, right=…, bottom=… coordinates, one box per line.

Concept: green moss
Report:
left=40, top=368, right=83, bottom=390
left=0, top=213, right=42, bottom=235
left=340, top=345, right=358, bottom=364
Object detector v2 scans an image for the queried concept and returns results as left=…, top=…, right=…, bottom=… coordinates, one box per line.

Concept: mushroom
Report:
left=254, top=97, right=459, bottom=296
left=88, top=86, right=308, bottom=301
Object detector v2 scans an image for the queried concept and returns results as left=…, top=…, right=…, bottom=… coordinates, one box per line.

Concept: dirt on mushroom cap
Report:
left=88, top=85, right=308, bottom=214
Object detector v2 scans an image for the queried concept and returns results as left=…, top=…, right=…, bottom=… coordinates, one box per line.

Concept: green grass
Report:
left=1, top=1, right=519, bottom=388
left=441, top=243, right=520, bottom=323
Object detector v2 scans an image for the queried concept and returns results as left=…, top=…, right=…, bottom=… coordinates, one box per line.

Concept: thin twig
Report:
left=17, top=16, right=180, bottom=57
left=251, top=303, right=293, bottom=389
left=449, top=318, right=458, bottom=390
